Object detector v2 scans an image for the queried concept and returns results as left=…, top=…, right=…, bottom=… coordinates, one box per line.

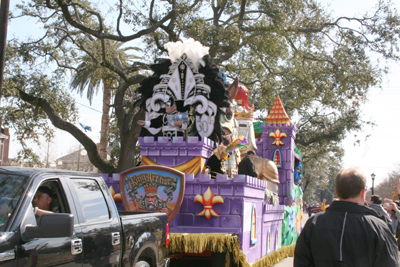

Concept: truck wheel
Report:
left=135, top=261, right=150, bottom=267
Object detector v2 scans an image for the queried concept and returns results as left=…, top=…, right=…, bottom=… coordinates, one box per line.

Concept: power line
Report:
left=76, top=102, right=102, bottom=113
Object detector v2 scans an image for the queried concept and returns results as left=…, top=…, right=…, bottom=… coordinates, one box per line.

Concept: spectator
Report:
left=294, top=167, right=399, bottom=267
left=369, top=194, right=393, bottom=232
left=306, top=204, right=312, bottom=217
left=321, top=198, right=329, bottom=211
left=391, top=210, right=399, bottom=234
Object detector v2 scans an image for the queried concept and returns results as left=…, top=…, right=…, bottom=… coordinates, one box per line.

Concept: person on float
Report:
left=238, top=150, right=258, bottom=178
left=205, top=145, right=229, bottom=179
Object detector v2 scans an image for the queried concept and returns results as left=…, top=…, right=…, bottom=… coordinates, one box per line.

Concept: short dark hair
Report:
left=370, top=195, right=382, bottom=204
left=37, top=186, right=53, bottom=198
left=247, top=150, right=255, bottom=156
left=335, top=168, right=366, bottom=199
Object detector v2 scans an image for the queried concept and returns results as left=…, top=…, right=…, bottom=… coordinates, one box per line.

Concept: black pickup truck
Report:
left=0, top=167, right=169, bottom=267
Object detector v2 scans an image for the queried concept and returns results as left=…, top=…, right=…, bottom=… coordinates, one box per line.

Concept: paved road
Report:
left=273, top=212, right=310, bottom=267
left=274, top=256, right=294, bottom=267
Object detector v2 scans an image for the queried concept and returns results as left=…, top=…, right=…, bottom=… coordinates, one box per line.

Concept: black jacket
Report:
left=206, top=154, right=226, bottom=178
left=238, top=156, right=258, bottom=177
left=294, top=201, right=400, bottom=267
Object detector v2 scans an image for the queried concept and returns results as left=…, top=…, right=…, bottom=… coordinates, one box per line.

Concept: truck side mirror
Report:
left=25, top=213, right=74, bottom=239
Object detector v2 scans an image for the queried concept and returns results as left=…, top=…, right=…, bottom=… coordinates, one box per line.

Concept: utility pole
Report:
left=0, top=0, right=10, bottom=99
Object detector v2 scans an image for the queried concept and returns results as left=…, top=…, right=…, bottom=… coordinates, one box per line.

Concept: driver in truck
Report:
left=32, top=186, right=54, bottom=218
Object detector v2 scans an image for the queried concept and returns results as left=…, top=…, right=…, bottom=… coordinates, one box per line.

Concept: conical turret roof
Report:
left=265, top=96, right=291, bottom=125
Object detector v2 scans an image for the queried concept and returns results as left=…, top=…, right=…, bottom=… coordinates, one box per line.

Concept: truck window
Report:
left=72, top=179, right=110, bottom=223
left=32, top=180, right=70, bottom=220
left=0, top=174, right=29, bottom=231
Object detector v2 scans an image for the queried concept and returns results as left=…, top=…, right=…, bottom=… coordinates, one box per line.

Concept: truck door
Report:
left=67, top=177, right=122, bottom=267
left=18, top=178, right=83, bottom=266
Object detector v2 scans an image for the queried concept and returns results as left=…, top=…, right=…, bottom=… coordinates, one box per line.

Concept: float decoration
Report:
left=273, top=149, right=282, bottom=168
left=136, top=38, right=231, bottom=143
left=269, top=128, right=287, bottom=147
left=294, top=162, right=303, bottom=186
left=251, top=203, right=258, bottom=245
left=234, top=84, right=255, bottom=121
left=194, top=187, right=224, bottom=220
left=119, top=165, right=185, bottom=223
left=109, top=186, right=122, bottom=202
left=265, top=95, right=291, bottom=125
left=226, top=135, right=248, bottom=153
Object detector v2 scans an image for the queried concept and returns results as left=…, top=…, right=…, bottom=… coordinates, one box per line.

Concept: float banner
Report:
left=119, top=165, right=185, bottom=223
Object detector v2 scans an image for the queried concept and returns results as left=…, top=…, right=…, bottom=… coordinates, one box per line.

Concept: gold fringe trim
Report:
left=250, top=244, right=296, bottom=267
left=170, top=233, right=295, bottom=267
left=169, top=233, right=250, bottom=267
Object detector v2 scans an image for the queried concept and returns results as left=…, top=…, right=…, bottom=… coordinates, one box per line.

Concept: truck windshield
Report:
left=0, top=174, right=29, bottom=231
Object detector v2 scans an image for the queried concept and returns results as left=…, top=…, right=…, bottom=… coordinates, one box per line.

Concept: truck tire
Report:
left=135, top=261, right=150, bottom=267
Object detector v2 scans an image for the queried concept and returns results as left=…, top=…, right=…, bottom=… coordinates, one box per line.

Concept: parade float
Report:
left=104, top=39, right=304, bottom=267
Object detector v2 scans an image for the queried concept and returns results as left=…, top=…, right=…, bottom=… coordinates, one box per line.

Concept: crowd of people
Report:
left=294, top=167, right=400, bottom=266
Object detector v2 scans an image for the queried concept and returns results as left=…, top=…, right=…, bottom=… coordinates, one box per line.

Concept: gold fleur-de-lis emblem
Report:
left=269, top=128, right=287, bottom=147
left=194, top=187, right=224, bottom=220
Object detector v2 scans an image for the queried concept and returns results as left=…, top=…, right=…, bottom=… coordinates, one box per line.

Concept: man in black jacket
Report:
left=238, top=150, right=258, bottom=178
left=294, top=167, right=399, bottom=267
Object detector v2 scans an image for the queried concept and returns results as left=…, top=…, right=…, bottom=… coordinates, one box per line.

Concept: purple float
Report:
left=104, top=38, right=304, bottom=266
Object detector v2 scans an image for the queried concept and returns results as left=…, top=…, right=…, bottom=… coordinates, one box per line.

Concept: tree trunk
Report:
left=116, top=108, right=145, bottom=173
left=99, top=79, right=111, bottom=161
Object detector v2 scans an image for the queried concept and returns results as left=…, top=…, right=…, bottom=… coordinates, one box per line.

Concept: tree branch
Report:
left=237, top=0, right=247, bottom=30
left=56, top=0, right=176, bottom=42
left=18, top=89, right=116, bottom=174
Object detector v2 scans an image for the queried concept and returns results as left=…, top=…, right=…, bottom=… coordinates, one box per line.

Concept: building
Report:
left=0, top=128, right=10, bottom=166
left=56, top=147, right=98, bottom=172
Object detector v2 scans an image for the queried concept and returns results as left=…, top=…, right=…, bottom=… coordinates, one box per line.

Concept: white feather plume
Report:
left=164, top=38, right=210, bottom=68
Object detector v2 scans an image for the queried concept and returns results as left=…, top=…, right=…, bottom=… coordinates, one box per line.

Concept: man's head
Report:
left=335, top=168, right=367, bottom=204
left=32, top=186, right=53, bottom=211
left=247, top=150, right=256, bottom=160
left=144, top=193, right=160, bottom=212
left=370, top=195, right=383, bottom=205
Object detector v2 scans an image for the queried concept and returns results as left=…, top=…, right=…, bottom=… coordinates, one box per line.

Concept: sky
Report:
left=4, top=0, right=400, bottom=189
left=324, top=0, right=400, bottom=188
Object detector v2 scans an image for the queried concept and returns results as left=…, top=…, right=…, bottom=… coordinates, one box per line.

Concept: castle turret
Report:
left=259, top=96, right=297, bottom=205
